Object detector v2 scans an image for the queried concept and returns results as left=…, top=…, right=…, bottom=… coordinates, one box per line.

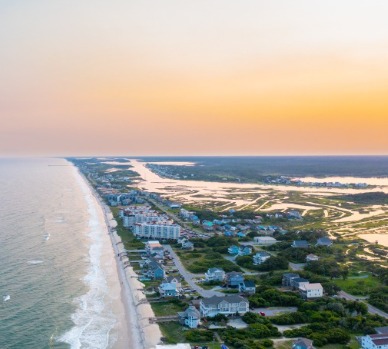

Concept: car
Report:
left=259, top=311, right=266, bottom=316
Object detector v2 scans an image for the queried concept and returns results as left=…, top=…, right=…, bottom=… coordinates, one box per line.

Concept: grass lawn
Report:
left=159, top=322, right=187, bottom=344
left=334, top=274, right=382, bottom=296
left=151, top=300, right=187, bottom=316
left=274, top=340, right=293, bottom=349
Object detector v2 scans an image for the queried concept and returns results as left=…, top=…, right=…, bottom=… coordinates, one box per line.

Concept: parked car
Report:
left=259, top=312, right=266, bottom=316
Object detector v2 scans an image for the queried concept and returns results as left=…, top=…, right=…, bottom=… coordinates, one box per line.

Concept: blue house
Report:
left=158, top=282, right=180, bottom=297
left=202, top=220, right=214, bottom=231
left=224, top=231, right=234, bottom=237
left=237, top=232, right=246, bottom=238
left=238, top=246, right=252, bottom=256
left=228, top=245, right=240, bottom=255
left=146, top=261, right=165, bottom=279
left=225, top=272, right=245, bottom=288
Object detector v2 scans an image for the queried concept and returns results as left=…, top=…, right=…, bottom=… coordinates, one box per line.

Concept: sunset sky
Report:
left=1, top=0, right=388, bottom=156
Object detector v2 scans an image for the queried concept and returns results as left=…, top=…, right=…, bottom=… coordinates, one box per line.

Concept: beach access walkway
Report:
left=163, top=245, right=223, bottom=298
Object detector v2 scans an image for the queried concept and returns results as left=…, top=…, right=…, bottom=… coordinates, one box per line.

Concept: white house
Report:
left=299, top=283, right=323, bottom=299
left=254, top=236, right=277, bottom=245
left=253, top=251, right=271, bottom=265
left=361, top=334, right=388, bottom=349
left=205, top=268, right=225, bottom=282
left=145, top=241, right=164, bottom=258
left=200, top=295, right=249, bottom=317
left=306, top=254, right=319, bottom=262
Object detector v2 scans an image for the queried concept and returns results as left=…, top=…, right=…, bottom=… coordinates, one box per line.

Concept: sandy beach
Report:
left=80, top=170, right=162, bottom=349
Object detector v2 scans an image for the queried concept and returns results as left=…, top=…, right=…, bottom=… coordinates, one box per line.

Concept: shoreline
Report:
left=77, top=168, right=162, bottom=349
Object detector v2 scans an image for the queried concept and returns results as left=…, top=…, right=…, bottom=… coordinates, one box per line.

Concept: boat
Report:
left=3, top=294, right=10, bottom=302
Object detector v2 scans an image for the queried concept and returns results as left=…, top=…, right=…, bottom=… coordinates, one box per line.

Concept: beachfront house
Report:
left=228, top=245, right=240, bottom=255
left=299, top=283, right=323, bottom=299
left=205, top=268, right=225, bottom=282
left=291, top=240, right=309, bottom=248
left=239, top=280, right=256, bottom=295
left=199, top=295, right=249, bottom=317
left=146, top=261, right=165, bottom=279
left=158, top=282, right=181, bottom=297
left=316, top=237, right=333, bottom=247
left=253, top=251, right=271, bottom=265
left=254, top=236, right=277, bottom=245
left=145, top=241, right=164, bottom=259
left=178, top=306, right=201, bottom=329
left=282, top=273, right=300, bottom=287
left=306, top=254, right=319, bottom=262
left=225, top=272, right=244, bottom=288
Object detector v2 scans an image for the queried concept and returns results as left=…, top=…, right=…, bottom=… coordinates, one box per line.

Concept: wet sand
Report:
left=80, top=170, right=162, bottom=349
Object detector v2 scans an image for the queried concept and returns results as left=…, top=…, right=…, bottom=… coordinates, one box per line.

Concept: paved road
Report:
left=338, top=291, right=388, bottom=319
left=163, top=245, right=223, bottom=298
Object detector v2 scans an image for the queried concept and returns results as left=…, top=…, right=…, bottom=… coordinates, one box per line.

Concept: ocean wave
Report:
left=27, top=260, right=44, bottom=265
left=58, top=175, right=117, bottom=349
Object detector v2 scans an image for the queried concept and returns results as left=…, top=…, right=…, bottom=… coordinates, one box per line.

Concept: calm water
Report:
left=0, top=158, right=117, bottom=349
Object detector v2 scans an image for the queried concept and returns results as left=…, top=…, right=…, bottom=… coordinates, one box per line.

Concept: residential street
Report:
left=163, top=245, right=224, bottom=298
left=338, top=291, right=388, bottom=319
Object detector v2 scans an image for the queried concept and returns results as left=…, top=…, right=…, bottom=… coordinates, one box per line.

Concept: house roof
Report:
left=255, top=251, right=271, bottom=257
left=201, top=295, right=248, bottom=306
left=293, top=338, right=313, bottom=348
left=159, top=283, right=177, bottom=291
left=300, top=283, right=323, bottom=291
left=180, top=305, right=200, bottom=318
left=292, top=278, right=309, bottom=283
left=226, top=271, right=243, bottom=277
left=317, top=237, right=332, bottom=245
left=208, top=267, right=224, bottom=273
left=306, top=254, right=319, bottom=259
left=293, top=240, right=309, bottom=247
left=376, top=327, right=388, bottom=334
left=165, top=276, right=180, bottom=283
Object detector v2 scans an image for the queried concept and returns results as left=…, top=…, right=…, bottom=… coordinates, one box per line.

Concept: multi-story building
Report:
left=200, top=295, right=249, bottom=317
left=205, top=268, right=225, bottom=282
left=299, top=283, right=323, bottom=299
left=134, top=222, right=181, bottom=240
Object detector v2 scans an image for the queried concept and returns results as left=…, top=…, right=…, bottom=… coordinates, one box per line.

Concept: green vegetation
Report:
left=331, top=192, right=388, bottom=205
left=333, top=275, right=381, bottom=296
left=151, top=299, right=187, bottom=316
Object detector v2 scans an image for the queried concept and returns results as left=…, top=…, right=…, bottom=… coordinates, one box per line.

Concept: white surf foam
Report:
left=27, top=260, right=44, bottom=265
left=58, top=173, right=117, bottom=349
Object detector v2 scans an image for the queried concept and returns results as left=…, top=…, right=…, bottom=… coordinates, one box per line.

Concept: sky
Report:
left=1, top=0, right=388, bottom=156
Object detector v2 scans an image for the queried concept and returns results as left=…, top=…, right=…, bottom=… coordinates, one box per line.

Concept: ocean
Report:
left=0, top=158, right=123, bottom=349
